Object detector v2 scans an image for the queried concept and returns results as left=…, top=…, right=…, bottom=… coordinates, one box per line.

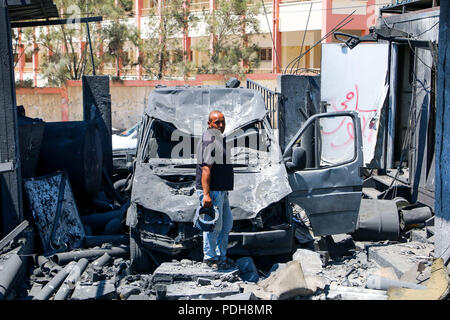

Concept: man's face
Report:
left=208, top=112, right=225, bottom=134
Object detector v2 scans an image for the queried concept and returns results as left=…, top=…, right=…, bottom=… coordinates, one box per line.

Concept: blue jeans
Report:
left=197, top=190, right=233, bottom=262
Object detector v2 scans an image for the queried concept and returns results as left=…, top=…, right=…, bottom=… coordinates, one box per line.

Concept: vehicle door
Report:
left=283, top=111, right=364, bottom=236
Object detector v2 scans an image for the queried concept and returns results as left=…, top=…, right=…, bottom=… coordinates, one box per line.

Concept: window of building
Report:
left=259, top=48, right=272, bottom=61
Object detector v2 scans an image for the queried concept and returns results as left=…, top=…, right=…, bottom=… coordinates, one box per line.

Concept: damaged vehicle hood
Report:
left=145, top=86, right=268, bottom=135
left=128, top=87, right=292, bottom=225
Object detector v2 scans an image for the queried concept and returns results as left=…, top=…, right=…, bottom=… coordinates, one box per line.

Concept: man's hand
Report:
left=201, top=165, right=212, bottom=208
left=203, top=193, right=212, bottom=208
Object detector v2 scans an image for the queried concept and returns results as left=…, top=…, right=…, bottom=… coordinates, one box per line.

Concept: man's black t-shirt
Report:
left=196, top=128, right=234, bottom=191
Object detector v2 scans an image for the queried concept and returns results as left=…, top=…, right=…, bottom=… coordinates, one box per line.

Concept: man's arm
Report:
left=202, top=165, right=212, bottom=208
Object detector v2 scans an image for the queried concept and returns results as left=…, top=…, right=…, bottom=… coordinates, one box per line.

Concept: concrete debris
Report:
left=292, top=249, right=323, bottom=275
left=215, top=292, right=256, bottom=300
left=116, top=284, right=142, bottom=300
left=219, top=269, right=240, bottom=282
left=367, top=242, right=434, bottom=278
left=371, top=267, right=399, bottom=281
left=127, top=294, right=153, bottom=300
left=236, top=257, right=259, bottom=282
left=407, top=229, right=434, bottom=244
left=388, top=258, right=449, bottom=300
left=327, top=284, right=388, bottom=300
left=163, top=281, right=241, bottom=300
left=152, top=261, right=238, bottom=283
left=196, top=277, right=212, bottom=286
left=258, top=260, right=316, bottom=299
left=400, top=262, right=427, bottom=284
left=71, top=280, right=118, bottom=300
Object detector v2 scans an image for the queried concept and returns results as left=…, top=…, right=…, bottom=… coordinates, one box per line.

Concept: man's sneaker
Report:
left=203, top=259, right=218, bottom=270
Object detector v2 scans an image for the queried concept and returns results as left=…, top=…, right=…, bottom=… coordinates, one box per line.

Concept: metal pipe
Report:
left=53, top=282, right=72, bottom=301
left=10, top=16, right=103, bottom=28
left=400, top=207, right=432, bottom=230
left=66, top=258, right=89, bottom=289
left=51, top=246, right=129, bottom=265
left=81, top=202, right=129, bottom=229
left=92, top=253, right=112, bottom=271
left=0, top=254, right=23, bottom=300
left=33, top=261, right=77, bottom=300
left=0, top=231, right=34, bottom=300
left=366, top=275, right=426, bottom=291
left=84, top=235, right=129, bottom=247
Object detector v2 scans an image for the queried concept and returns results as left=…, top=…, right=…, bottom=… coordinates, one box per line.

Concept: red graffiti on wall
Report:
left=321, top=84, right=378, bottom=148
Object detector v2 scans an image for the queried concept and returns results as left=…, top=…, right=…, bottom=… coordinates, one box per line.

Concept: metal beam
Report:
left=10, top=16, right=102, bottom=28
left=0, top=220, right=29, bottom=252
left=0, top=1, right=24, bottom=236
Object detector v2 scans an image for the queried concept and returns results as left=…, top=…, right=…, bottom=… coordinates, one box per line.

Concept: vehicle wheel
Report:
left=130, top=227, right=152, bottom=273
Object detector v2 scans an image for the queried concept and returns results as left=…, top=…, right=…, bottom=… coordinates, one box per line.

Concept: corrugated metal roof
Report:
left=7, top=0, right=59, bottom=22
left=380, top=0, right=439, bottom=14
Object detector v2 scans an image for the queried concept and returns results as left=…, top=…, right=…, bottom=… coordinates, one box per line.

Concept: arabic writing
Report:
left=322, top=84, right=378, bottom=148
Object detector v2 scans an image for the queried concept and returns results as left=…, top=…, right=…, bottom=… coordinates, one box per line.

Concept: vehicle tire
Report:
left=130, top=227, right=151, bottom=273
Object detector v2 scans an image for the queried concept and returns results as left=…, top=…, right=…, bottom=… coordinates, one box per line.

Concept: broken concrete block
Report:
left=153, top=262, right=237, bottom=283
left=216, top=292, right=256, bottom=300
left=388, top=258, right=449, bottom=300
left=367, top=242, right=433, bottom=278
left=292, top=249, right=323, bottom=275
left=71, top=280, right=117, bottom=300
left=127, top=294, right=152, bottom=300
left=400, top=262, right=426, bottom=284
left=259, top=260, right=314, bottom=299
left=236, top=257, right=259, bottom=283
left=219, top=269, right=240, bottom=282
left=408, top=229, right=433, bottom=244
left=117, top=284, right=141, bottom=300
left=164, top=281, right=241, bottom=300
left=327, top=285, right=388, bottom=300
left=240, top=283, right=273, bottom=300
left=371, top=267, right=399, bottom=281
left=304, top=274, right=327, bottom=293
left=366, top=274, right=426, bottom=290
left=196, top=277, right=212, bottom=286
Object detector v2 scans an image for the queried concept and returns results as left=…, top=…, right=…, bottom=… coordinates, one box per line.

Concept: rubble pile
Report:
left=0, top=196, right=448, bottom=300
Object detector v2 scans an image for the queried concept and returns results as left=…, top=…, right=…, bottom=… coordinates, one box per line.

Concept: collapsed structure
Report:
left=0, top=0, right=448, bottom=301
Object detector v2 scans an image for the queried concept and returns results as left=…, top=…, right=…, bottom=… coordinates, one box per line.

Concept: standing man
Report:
left=196, top=110, right=235, bottom=269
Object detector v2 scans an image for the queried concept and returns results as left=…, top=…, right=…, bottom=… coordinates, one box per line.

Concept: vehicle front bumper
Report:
left=139, top=225, right=294, bottom=257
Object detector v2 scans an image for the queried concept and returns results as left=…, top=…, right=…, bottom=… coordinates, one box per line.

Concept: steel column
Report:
left=0, top=1, right=23, bottom=236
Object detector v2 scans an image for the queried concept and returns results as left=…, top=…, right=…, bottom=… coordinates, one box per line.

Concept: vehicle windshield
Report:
left=141, top=118, right=271, bottom=164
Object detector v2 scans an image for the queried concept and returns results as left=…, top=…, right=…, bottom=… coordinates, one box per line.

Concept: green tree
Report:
left=198, top=0, right=261, bottom=76
left=37, top=0, right=137, bottom=85
left=139, top=0, right=199, bottom=79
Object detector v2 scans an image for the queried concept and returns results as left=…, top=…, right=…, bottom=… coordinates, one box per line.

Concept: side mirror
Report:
left=286, top=146, right=307, bottom=171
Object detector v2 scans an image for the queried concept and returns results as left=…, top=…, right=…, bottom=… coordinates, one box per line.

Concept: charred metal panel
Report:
left=0, top=2, right=23, bottom=236
left=277, top=75, right=320, bottom=151
left=83, top=76, right=112, bottom=178
left=36, top=121, right=103, bottom=203
left=17, top=116, right=45, bottom=179
left=409, top=47, right=435, bottom=207
left=24, top=173, right=86, bottom=253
